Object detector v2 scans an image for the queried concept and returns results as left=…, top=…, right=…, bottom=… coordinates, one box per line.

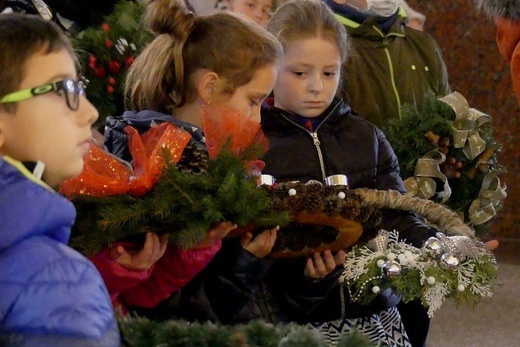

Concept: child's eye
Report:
left=324, top=72, right=336, bottom=77
left=250, top=99, right=260, bottom=106
left=293, top=71, right=306, bottom=77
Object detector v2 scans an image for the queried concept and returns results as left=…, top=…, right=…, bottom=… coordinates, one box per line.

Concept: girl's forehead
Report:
left=281, top=39, right=342, bottom=65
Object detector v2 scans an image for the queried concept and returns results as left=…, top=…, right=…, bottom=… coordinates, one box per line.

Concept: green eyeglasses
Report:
left=0, top=78, right=86, bottom=111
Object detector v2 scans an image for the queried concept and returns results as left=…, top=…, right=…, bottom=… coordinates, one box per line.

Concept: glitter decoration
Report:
left=341, top=229, right=498, bottom=317
left=201, top=103, right=268, bottom=160
left=59, top=122, right=191, bottom=198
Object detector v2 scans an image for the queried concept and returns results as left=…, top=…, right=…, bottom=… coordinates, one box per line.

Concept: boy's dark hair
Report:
left=0, top=14, right=74, bottom=112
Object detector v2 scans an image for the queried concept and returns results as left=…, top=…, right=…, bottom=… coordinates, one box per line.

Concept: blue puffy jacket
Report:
left=0, top=156, right=120, bottom=346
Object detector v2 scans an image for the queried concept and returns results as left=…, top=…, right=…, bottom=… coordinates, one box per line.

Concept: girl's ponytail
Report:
left=126, top=0, right=195, bottom=112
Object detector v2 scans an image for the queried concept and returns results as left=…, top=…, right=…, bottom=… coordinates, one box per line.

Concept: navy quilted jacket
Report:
left=260, top=98, right=436, bottom=321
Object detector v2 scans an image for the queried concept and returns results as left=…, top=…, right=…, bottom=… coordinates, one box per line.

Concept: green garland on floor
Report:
left=383, top=92, right=506, bottom=237
left=119, top=318, right=376, bottom=347
left=72, top=1, right=152, bottom=127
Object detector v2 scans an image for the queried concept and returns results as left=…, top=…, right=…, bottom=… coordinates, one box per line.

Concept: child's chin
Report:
left=67, top=163, right=85, bottom=180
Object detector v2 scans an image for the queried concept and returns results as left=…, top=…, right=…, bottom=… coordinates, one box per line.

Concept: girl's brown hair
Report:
left=266, top=0, right=349, bottom=63
left=126, top=0, right=282, bottom=113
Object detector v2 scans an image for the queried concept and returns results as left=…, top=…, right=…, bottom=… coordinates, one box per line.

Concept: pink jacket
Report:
left=91, top=241, right=221, bottom=313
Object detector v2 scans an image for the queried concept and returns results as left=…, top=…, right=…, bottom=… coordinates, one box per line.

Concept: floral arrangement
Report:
left=341, top=229, right=497, bottom=317
left=339, top=188, right=498, bottom=317
left=72, top=1, right=152, bottom=127
left=384, top=91, right=507, bottom=237
left=60, top=105, right=290, bottom=256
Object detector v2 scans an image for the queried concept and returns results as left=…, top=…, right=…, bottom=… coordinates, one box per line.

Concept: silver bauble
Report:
left=440, top=252, right=460, bottom=270
left=381, top=260, right=401, bottom=276
left=423, top=237, right=444, bottom=257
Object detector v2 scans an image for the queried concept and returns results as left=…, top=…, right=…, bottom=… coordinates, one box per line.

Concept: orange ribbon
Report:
left=59, top=122, right=191, bottom=198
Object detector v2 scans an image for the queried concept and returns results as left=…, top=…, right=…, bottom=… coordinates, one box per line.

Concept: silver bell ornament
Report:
left=440, top=252, right=460, bottom=270
left=423, top=237, right=444, bottom=257
left=381, top=260, right=401, bottom=277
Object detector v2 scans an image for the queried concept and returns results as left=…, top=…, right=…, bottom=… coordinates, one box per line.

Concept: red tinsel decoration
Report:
left=59, top=122, right=191, bottom=198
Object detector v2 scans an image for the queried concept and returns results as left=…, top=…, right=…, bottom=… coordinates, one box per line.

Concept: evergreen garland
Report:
left=119, top=317, right=375, bottom=347
left=383, top=92, right=506, bottom=237
left=71, top=144, right=290, bottom=256
left=72, top=1, right=152, bottom=127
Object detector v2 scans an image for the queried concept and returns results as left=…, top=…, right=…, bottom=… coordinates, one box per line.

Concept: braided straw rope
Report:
left=353, top=188, right=475, bottom=238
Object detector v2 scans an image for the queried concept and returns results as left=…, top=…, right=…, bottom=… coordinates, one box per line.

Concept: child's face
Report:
left=227, top=0, right=273, bottom=28
left=273, top=37, right=341, bottom=118
left=0, top=49, right=98, bottom=187
left=222, top=63, right=277, bottom=123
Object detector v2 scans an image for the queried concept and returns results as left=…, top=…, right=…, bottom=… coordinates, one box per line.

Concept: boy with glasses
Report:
left=0, top=13, right=120, bottom=346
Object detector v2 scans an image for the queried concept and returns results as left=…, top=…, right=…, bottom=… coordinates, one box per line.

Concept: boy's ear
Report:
left=197, top=71, right=219, bottom=104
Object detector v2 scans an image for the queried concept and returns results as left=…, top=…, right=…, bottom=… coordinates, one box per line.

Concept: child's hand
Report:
left=484, top=239, right=499, bottom=251
left=109, top=232, right=169, bottom=271
left=304, top=250, right=346, bottom=280
left=194, top=221, right=238, bottom=249
left=240, top=227, right=278, bottom=258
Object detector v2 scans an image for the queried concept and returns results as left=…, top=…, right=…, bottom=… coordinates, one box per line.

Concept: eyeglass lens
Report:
left=63, top=79, right=85, bottom=111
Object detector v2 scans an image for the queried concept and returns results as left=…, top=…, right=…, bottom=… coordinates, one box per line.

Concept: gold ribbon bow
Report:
left=438, top=92, right=492, bottom=160
left=404, top=150, right=452, bottom=203
left=468, top=173, right=507, bottom=225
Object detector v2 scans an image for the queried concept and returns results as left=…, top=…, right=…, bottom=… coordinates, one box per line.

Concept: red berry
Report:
left=108, top=60, right=121, bottom=74
left=108, top=77, right=116, bottom=85
left=107, top=85, right=114, bottom=94
left=125, top=56, right=135, bottom=67
left=93, top=67, right=106, bottom=78
left=89, top=61, right=96, bottom=69
left=89, top=55, right=97, bottom=64
left=101, top=23, right=110, bottom=32
left=105, top=39, right=113, bottom=48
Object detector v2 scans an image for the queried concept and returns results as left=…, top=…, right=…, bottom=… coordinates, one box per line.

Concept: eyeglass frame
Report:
left=0, top=78, right=86, bottom=111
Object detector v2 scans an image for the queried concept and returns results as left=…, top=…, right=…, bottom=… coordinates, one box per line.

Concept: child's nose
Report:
left=78, top=95, right=99, bottom=126
left=251, top=107, right=261, bottom=123
left=254, top=8, right=264, bottom=20
left=308, top=75, right=324, bottom=93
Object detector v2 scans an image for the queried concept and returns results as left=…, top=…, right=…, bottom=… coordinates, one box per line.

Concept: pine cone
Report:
left=301, top=183, right=326, bottom=212
left=176, top=143, right=209, bottom=174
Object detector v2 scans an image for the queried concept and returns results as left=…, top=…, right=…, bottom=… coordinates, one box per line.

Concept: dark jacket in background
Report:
left=323, top=0, right=451, bottom=128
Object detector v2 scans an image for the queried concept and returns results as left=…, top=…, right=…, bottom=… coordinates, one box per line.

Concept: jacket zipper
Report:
left=279, top=102, right=341, bottom=182
left=373, top=25, right=405, bottom=119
